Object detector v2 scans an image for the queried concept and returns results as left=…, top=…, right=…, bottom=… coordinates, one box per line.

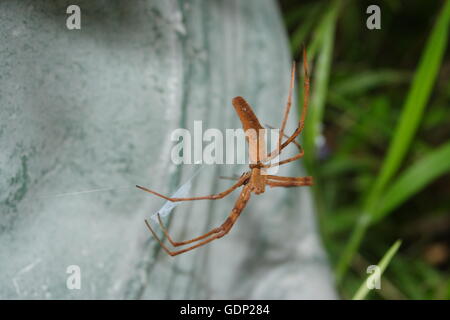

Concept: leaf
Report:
left=352, top=240, right=402, bottom=300
left=368, top=0, right=450, bottom=209
left=331, top=70, right=409, bottom=96
left=303, top=0, right=340, bottom=172
left=289, top=3, right=323, bottom=54
left=336, top=0, right=450, bottom=282
left=374, top=141, right=450, bottom=222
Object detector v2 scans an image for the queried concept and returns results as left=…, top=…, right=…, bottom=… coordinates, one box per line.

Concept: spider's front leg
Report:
left=262, top=149, right=305, bottom=169
left=263, top=123, right=305, bottom=169
left=266, top=47, right=310, bottom=162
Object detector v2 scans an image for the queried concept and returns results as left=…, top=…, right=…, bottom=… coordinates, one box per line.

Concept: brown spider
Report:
left=137, top=49, right=312, bottom=256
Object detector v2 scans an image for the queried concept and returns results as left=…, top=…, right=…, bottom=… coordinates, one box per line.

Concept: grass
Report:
left=353, top=240, right=402, bottom=300
left=336, top=0, right=450, bottom=282
left=280, top=0, right=450, bottom=299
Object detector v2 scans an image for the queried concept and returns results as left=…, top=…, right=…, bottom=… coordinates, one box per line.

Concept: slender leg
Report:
left=278, top=61, right=296, bottom=151
left=266, top=47, right=310, bottom=160
left=145, top=186, right=252, bottom=256
left=262, top=149, right=304, bottom=168
left=145, top=220, right=226, bottom=256
left=264, top=62, right=296, bottom=163
left=278, top=48, right=310, bottom=150
left=136, top=172, right=250, bottom=202
left=266, top=175, right=312, bottom=181
left=266, top=176, right=313, bottom=187
left=265, top=123, right=302, bottom=152
left=156, top=214, right=221, bottom=247
left=263, top=124, right=304, bottom=168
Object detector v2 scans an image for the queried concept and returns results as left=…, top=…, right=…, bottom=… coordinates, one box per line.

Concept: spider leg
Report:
left=136, top=172, right=250, bottom=202
left=145, top=185, right=252, bottom=256
left=145, top=219, right=225, bottom=256
left=265, top=123, right=302, bottom=152
left=262, top=149, right=304, bottom=168
left=263, top=124, right=304, bottom=168
left=145, top=219, right=226, bottom=256
left=266, top=175, right=312, bottom=181
left=266, top=47, right=310, bottom=160
left=264, top=62, right=295, bottom=163
left=266, top=175, right=313, bottom=187
left=278, top=47, right=310, bottom=151
left=278, top=61, right=296, bottom=151
left=156, top=213, right=221, bottom=247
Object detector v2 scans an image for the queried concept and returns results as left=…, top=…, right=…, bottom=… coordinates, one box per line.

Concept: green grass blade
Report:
left=367, top=0, right=450, bottom=211
left=289, top=3, right=323, bottom=54
left=352, top=240, right=402, bottom=300
left=283, top=2, right=322, bottom=28
left=374, top=141, right=450, bottom=221
left=331, top=70, right=409, bottom=97
left=303, top=0, right=339, bottom=171
left=336, top=0, right=450, bottom=282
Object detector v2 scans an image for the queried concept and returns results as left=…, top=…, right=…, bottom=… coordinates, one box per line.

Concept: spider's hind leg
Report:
left=155, top=214, right=221, bottom=247
left=145, top=186, right=252, bottom=256
left=145, top=219, right=225, bottom=256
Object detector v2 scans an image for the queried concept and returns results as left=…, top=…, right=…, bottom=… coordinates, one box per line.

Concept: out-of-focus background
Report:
left=278, top=0, right=450, bottom=299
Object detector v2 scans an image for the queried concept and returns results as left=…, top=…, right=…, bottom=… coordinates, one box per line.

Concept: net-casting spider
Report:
left=137, top=49, right=312, bottom=256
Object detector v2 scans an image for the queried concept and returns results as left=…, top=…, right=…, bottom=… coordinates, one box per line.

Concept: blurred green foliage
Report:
left=279, top=0, right=450, bottom=299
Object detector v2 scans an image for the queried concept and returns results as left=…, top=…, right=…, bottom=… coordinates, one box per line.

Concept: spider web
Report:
left=150, top=165, right=205, bottom=222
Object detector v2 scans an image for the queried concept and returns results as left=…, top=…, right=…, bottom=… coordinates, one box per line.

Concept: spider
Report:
left=136, top=48, right=312, bottom=256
